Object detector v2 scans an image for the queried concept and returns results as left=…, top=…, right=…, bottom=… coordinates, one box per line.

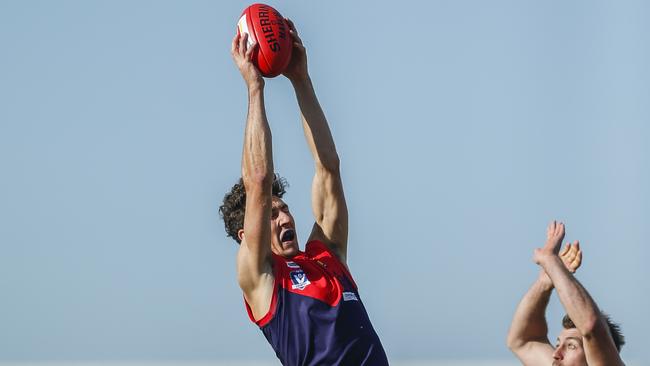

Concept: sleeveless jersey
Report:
left=245, top=240, right=389, bottom=366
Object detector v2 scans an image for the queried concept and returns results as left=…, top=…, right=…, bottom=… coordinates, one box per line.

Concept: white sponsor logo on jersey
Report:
left=343, top=292, right=359, bottom=302
left=286, top=261, right=300, bottom=269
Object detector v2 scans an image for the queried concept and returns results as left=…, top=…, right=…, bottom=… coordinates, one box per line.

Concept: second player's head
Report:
left=552, top=313, right=624, bottom=366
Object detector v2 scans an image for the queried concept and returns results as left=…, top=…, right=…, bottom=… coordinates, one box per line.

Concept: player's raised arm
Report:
left=534, top=221, right=624, bottom=366
left=507, top=233, right=582, bottom=366
left=283, top=20, right=348, bottom=263
left=506, top=272, right=555, bottom=366
left=231, top=33, right=275, bottom=308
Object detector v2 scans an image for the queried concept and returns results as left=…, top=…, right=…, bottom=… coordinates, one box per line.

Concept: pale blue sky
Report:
left=1, top=0, right=648, bottom=363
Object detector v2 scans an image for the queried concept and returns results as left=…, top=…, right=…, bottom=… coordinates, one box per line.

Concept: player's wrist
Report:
left=533, top=247, right=558, bottom=265
left=247, top=80, right=265, bottom=94
left=536, top=252, right=563, bottom=273
left=289, top=74, right=312, bottom=88
left=536, top=271, right=554, bottom=291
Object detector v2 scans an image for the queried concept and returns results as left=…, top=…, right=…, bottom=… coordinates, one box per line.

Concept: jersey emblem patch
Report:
left=289, top=269, right=311, bottom=290
left=286, top=261, right=300, bottom=269
left=343, top=292, right=359, bottom=301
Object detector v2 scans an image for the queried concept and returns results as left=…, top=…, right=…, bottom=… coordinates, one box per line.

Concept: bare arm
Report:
left=538, top=256, right=624, bottom=366
left=535, top=222, right=624, bottom=366
left=507, top=241, right=582, bottom=365
left=284, top=20, right=348, bottom=263
left=231, top=33, right=275, bottom=319
left=507, top=272, right=555, bottom=366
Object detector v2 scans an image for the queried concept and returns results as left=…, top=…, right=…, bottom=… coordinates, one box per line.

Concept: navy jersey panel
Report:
left=245, top=240, right=389, bottom=366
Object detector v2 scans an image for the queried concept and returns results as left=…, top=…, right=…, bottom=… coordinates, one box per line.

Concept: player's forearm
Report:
left=539, top=255, right=601, bottom=336
left=507, top=272, right=553, bottom=350
left=291, top=77, right=340, bottom=171
left=242, top=85, right=274, bottom=184
left=239, top=85, right=273, bottom=269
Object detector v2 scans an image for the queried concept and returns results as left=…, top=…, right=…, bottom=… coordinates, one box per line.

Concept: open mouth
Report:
left=281, top=229, right=295, bottom=243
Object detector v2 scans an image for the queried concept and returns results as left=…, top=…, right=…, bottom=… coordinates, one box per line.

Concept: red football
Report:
left=237, top=3, right=293, bottom=78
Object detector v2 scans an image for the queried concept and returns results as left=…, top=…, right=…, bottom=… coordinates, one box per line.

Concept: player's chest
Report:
left=277, top=258, right=353, bottom=306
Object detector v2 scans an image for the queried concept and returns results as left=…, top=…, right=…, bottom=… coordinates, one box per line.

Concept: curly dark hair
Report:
left=562, top=312, right=625, bottom=351
left=219, top=174, right=288, bottom=244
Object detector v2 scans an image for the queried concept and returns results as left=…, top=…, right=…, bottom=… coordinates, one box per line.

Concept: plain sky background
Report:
left=1, top=0, right=648, bottom=363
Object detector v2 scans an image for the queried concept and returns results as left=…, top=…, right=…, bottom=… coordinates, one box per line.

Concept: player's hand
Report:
left=282, top=19, right=309, bottom=82
left=538, top=240, right=582, bottom=287
left=533, top=220, right=565, bottom=265
left=560, top=240, right=582, bottom=273
left=231, top=33, right=264, bottom=89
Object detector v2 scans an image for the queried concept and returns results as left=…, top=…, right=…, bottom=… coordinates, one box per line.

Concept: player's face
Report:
left=552, top=328, right=587, bottom=366
left=270, top=197, right=299, bottom=257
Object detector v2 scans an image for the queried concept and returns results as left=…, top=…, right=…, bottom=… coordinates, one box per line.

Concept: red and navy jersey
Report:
left=245, top=240, right=389, bottom=366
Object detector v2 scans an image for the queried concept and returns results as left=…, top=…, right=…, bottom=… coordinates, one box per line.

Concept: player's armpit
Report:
left=236, top=241, right=275, bottom=321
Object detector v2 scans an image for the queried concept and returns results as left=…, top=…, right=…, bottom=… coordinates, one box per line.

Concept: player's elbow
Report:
left=506, top=326, right=542, bottom=354
left=242, top=171, right=274, bottom=190
left=579, top=313, right=602, bottom=338
left=506, top=333, right=525, bottom=352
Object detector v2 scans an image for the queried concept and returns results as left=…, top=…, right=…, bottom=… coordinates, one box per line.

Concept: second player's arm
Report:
left=539, top=255, right=624, bottom=366
left=506, top=272, right=555, bottom=366
left=508, top=235, right=583, bottom=365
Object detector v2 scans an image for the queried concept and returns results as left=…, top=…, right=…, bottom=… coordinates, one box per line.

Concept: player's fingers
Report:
left=572, top=242, right=582, bottom=264
left=286, top=18, right=296, bottom=32
left=286, top=19, right=303, bottom=43
left=289, top=29, right=303, bottom=47
left=563, top=248, right=575, bottom=264
left=245, top=41, right=257, bottom=60
left=231, top=33, right=240, bottom=55
left=552, top=220, right=559, bottom=237
left=239, top=33, right=248, bottom=56
left=560, top=243, right=571, bottom=257
left=572, top=250, right=583, bottom=269
left=565, top=247, right=578, bottom=265
left=292, top=41, right=305, bottom=53
left=570, top=242, right=581, bottom=258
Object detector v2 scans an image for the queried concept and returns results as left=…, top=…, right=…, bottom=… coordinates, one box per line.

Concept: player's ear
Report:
left=238, top=229, right=245, bottom=242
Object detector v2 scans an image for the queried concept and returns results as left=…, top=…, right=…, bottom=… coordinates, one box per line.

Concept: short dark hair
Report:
left=219, top=174, right=288, bottom=244
left=562, top=313, right=625, bottom=352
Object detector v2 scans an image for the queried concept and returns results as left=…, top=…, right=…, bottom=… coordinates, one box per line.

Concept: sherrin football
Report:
left=237, top=3, right=292, bottom=77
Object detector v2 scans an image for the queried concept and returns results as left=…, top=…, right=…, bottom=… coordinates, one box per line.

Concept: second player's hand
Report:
left=539, top=241, right=582, bottom=287
left=533, top=220, right=565, bottom=265
left=560, top=240, right=582, bottom=273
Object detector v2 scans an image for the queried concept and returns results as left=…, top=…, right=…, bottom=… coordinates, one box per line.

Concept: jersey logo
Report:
left=286, top=261, right=301, bottom=269
left=289, top=269, right=311, bottom=290
left=343, top=292, right=359, bottom=302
